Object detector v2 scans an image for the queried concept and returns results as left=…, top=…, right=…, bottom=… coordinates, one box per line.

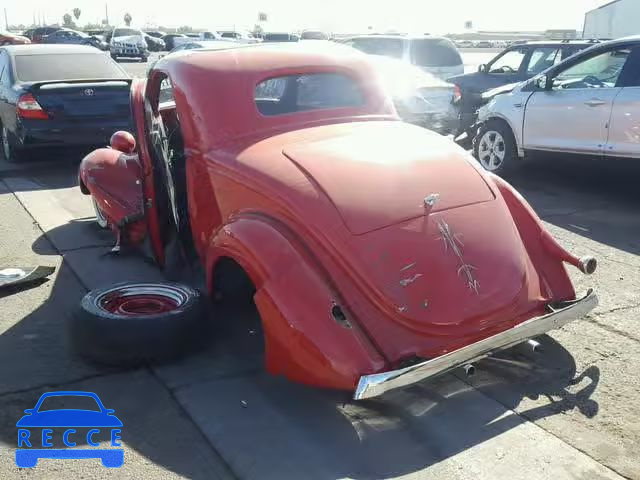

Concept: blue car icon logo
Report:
left=16, top=391, right=123, bottom=468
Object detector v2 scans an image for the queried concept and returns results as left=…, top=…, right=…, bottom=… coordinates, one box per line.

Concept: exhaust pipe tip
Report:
left=527, top=339, right=542, bottom=353
left=579, top=256, right=597, bottom=275
left=462, top=364, right=475, bottom=377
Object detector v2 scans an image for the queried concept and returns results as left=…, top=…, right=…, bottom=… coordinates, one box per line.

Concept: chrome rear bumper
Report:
left=354, top=289, right=598, bottom=400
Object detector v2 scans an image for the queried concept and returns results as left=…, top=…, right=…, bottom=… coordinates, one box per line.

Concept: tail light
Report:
left=452, top=84, right=462, bottom=104
left=17, top=93, right=49, bottom=120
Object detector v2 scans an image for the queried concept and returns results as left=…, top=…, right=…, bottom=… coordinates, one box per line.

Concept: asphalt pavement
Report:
left=0, top=50, right=639, bottom=479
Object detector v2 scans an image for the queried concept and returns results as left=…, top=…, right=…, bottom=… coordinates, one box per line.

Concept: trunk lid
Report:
left=31, top=80, right=131, bottom=122
left=283, top=122, right=494, bottom=235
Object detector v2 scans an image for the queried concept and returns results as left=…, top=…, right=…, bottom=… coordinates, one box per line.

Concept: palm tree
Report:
left=124, top=13, right=132, bottom=26
left=73, top=8, right=81, bottom=21
left=63, top=13, right=73, bottom=27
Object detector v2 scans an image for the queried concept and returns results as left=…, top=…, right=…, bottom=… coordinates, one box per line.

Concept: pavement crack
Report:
left=0, top=368, right=133, bottom=400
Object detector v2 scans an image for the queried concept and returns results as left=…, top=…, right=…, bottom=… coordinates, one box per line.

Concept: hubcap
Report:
left=92, top=197, right=109, bottom=228
left=477, top=130, right=506, bottom=171
left=1, top=127, right=10, bottom=160
left=95, top=283, right=190, bottom=316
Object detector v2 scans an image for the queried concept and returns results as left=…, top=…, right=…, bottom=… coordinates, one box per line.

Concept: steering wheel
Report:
left=494, top=65, right=516, bottom=74
left=583, top=75, right=606, bottom=88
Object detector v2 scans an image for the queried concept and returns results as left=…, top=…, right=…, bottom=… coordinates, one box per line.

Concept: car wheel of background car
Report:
left=140, top=55, right=148, bottom=63
left=69, top=282, right=208, bottom=366
left=473, top=121, right=518, bottom=175
left=1, top=126, right=23, bottom=163
left=91, top=196, right=109, bottom=229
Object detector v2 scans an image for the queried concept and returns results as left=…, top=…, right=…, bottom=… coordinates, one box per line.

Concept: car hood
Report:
left=16, top=410, right=123, bottom=427
left=283, top=122, right=494, bottom=235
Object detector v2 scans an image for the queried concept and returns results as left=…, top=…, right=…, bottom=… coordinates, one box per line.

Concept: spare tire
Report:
left=70, top=282, right=208, bottom=366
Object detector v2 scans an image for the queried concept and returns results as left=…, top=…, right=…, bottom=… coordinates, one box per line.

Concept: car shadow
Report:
left=507, top=156, right=640, bottom=256
left=0, top=148, right=88, bottom=191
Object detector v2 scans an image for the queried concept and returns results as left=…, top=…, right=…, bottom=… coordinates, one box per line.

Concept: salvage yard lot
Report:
left=1, top=52, right=640, bottom=479
left=1, top=153, right=639, bottom=479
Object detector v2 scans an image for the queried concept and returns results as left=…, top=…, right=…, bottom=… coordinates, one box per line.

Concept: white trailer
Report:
left=583, top=0, right=640, bottom=39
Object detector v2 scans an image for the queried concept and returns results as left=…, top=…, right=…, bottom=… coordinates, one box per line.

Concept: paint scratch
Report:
left=400, top=262, right=416, bottom=272
left=399, top=273, right=423, bottom=287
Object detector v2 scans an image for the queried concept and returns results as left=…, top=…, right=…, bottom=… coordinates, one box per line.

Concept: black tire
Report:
left=140, top=55, right=148, bottom=63
left=1, top=126, right=23, bottom=163
left=69, top=282, right=208, bottom=366
left=473, top=120, right=519, bottom=176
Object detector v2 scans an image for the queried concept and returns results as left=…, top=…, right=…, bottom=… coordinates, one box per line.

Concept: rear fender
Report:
left=205, top=216, right=387, bottom=391
left=491, top=175, right=579, bottom=301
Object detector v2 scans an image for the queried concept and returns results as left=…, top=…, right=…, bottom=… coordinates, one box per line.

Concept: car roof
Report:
left=2, top=44, right=103, bottom=56
left=157, top=41, right=364, bottom=74
left=348, top=34, right=450, bottom=41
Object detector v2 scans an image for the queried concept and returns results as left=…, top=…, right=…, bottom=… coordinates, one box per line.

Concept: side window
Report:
left=254, top=73, right=364, bottom=116
left=552, top=48, right=631, bottom=90
left=526, top=47, right=560, bottom=75
left=487, top=48, right=526, bottom=74
left=0, top=52, right=9, bottom=86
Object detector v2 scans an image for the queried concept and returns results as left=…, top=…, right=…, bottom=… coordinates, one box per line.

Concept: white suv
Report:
left=473, top=37, right=640, bottom=175
left=343, top=35, right=463, bottom=80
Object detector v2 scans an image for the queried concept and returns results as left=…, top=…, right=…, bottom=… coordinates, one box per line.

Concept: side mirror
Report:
left=478, top=64, right=487, bottom=73
left=536, top=74, right=549, bottom=90
left=110, top=131, right=136, bottom=154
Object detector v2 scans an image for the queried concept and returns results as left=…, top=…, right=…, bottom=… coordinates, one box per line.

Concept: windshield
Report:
left=113, top=28, right=141, bottom=37
left=410, top=39, right=462, bottom=67
left=350, top=38, right=404, bottom=59
left=37, top=395, right=101, bottom=412
left=14, top=54, right=127, bottom=82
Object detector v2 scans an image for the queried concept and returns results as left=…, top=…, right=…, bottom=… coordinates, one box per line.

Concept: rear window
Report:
left=410, top=39, right=462, bottom=67
left=350, top=38, right=404, bottom=59
left=255, top=73, right=364, bottom=116
left=14, top=54, right=126, bottom=82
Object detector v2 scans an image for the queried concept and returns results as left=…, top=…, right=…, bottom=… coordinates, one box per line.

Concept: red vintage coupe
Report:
left=77, top=43, right=597, bottom=399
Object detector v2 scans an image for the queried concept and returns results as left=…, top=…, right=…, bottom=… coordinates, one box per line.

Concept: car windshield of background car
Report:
left=553, top=49, right=630, bottom=89
left=352, top=38, right=404, bottom=59
left=488, top=48, right=526, bottom=73
left=411, top=39, right=462, bottom=67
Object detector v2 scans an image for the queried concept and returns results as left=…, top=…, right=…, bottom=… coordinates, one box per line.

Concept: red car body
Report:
left=79, top=44, right=597, bottom=399
left=0, top=32, right=30, bottom=45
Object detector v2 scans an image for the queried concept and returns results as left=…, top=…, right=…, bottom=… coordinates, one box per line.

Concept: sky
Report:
left=4, top=0, right=608, bottom=33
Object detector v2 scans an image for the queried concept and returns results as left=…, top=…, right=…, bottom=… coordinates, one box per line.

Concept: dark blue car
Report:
left=16, top=391, right=123, bottom=468
left=0, top=44, right=132, bottom=162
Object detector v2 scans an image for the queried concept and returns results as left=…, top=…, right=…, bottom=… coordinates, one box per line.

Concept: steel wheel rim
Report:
left=95, top=283, right=190, bottom=316
left=1, top=128, right=10, bottom=160
left=478, top=130, right=506, bottom=171
left=91, top=197, right=108, bottom=228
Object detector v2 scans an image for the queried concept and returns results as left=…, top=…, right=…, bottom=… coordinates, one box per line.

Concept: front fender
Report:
left=205, top=216, right=387, bottom=391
